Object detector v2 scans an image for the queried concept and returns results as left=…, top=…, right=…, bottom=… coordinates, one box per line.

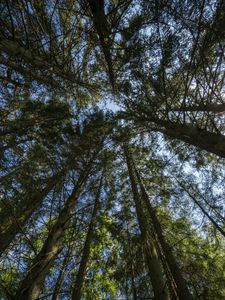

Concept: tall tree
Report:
left=1, top=1, right=225, bottom=299
left=133, top=162, right=193, bottom=300
left=124, top=145, right=170, bottom=300
left=15, top=156, right=97, bottom=300
left=72, top=171, right=103, bottom=300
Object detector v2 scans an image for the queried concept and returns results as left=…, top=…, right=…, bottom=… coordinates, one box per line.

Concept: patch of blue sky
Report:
left=97, top=97, right=121, bottom=113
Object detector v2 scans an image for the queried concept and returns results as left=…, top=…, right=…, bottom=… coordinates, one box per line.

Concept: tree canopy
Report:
left=0, top=1, right=225, bottom=299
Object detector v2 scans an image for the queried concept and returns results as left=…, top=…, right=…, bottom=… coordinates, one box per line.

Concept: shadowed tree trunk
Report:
left=133, top=162, right=194, bottom=300
left=87, top=0, right=115, bottom=89
left=0, top=143, right=95, bottom=255
left=128, top=232, right=138, bottom=300
left=124, top=146, right=170, bottom=300
left=14, top=156, right=97, bottom=300
left=51, top=247, right=72, bottom=300
left=170, top=103, right=225, bottom=113
left=71, top=172, right=103, bottom=300
left=0, top=170, right=65, bottom=255
left=142, top=117, right=225, bottom=158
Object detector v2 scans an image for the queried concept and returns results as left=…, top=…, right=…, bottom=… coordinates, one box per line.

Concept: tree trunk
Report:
left=51, top=247, right=71, bottom=300
left=148, top=117, right=225, bottom=158
left=71, top=172, right=103, bottom=300
left=15, top=160, right=94, bottom=300
left=87, top=0, right=115, bottom=90
left=170, top=103, right=225, bottom=113
left=134, top=164, right=194, bottom=300
left=124, top=146, right=170, bottom=300
left=128, top=237, right=138, bottom=300
left=0, top=171, right=64, bottom=255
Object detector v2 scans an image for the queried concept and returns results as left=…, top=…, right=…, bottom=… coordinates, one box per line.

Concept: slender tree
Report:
left=133, top=162, right=194, bottom=300
left=14, top=149, right=100, bottom=300
left=51, top=247, right=72, bottom=300
left=72, top=171, right=103, bottom=300
left=0, top=169, right=64, bottom=255
left=124, top=145, right=170, bottom=300
left=0, top=1, right=225, bottom=299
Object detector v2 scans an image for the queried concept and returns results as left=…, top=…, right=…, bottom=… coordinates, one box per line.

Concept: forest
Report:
left=0, top=0, right=225, bottom=299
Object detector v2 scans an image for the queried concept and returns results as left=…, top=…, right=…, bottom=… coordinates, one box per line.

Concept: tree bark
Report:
left=51, top=247, right=71, bottom=300
left=87, top=0, right=115, bottom=90
left=134, top=165, right=194, bottom=300
left=15, top=159, right=94, bottom=300
left=128, top=234, right=138, bottom=300
left=0, top=171, right=64, bottom=255
left=146, top=117, right=225, bottom=158
left=71, top=172, right=103, bottom=300
left=124, top=146, right=170, bottom=300
left=170, top=103, right=225, bottom=113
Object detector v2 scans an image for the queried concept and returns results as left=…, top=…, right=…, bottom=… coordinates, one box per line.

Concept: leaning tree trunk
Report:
left=87, top=0, right=115, bottom=90
left=0, top=146, right=91, bottom=255
left=51, top=247, right=71, bottom=300
left=150, top=118, right=225, bottom=158
left=133, top=163, right=194, bottom=300
left=124, top=146, right=170, bottom=300
left=0, top=170, right=64, bottom=255
left=170, top=103, right=225, bottom=113
left=14, top=158, right=95, bottom=300
left=121, top=109, right=225, bottom=158
left=71, top=172, right=103, bottom=300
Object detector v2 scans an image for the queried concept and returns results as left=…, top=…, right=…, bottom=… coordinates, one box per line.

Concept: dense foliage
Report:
left=0, top=1, right=225, bottom=299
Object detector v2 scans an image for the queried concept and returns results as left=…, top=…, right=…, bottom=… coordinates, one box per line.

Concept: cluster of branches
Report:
left=0, top=0, right=225, bottom=299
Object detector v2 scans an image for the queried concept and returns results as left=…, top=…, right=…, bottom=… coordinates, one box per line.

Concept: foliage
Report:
left=0, top=0, right=225, bottom=299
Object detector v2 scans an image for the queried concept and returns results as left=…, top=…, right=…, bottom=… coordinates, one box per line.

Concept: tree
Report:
left=0, top=1, right=225, bottom=299
left=124, top=145, right=170, bottom=300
